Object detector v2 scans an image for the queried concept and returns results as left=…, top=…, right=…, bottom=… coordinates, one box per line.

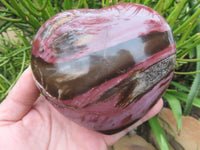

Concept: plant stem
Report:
left=38, top=0, right=49, bottom=11
left=177, top=38, right=200, bottom=58
left=31, top=0, right=49, bottom=11
left=8, top=0, right=41, bottom=29
left=143, top=0, right=151, bottom=5
left=19, top=0, right=42, bottom=17
left=174, top=70, right=200, bottom=75
left=0, top=21, right=13, bottom=33
left=174, top=6, right=200, bottom=34
left=47, top=0, right=55, bottom=17
left=0, top=0, right=18, bottom=15
left=154, top=0, right=164, bottom=14
left=167, top=0, right=187, bottom=29
left=0, top=74, right=11, bottom=85
left=177, top=33, right=200, bottom=49
left=177, top=58, right=200, bottom=62
left=2, top=51, right=26, bottom=100
left=64, top=0, right=74, bottom=10
left=0, top=15, right=22, bottom=22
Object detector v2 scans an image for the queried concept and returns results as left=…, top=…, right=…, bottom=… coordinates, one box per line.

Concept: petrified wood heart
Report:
left=31, top=3, right=176, bottom=134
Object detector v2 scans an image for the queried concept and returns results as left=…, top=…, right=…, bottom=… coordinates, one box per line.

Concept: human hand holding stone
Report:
left=0, top=67, right=163, bottom=150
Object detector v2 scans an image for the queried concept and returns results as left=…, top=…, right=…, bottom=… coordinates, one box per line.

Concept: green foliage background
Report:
left=0, top=0, right=200, bottom=149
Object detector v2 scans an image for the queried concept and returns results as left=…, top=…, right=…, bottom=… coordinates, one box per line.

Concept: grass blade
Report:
left=170, top=81, right=189, bottom=92
left=166, top=0, right=187, bottom=29
left=174, top=70, right=200, bottom=75
left=154, top=0, right=164, bottom=14
left=0, top=21, right=13, bottom=33
left=168, top=91, right=200, bottom=108
left=173, top=7, right=200, bottom=35
left=148, top=116, right=170, bottom=150
left=0, top=0, right=18, bottom=15
left=19, top=0, right=42, bottom=17
left=164, top=93, right=182, bottom=131
left=184, top=44, right=200, bottom=115
left=0, top=15, right=22, bottom=22
left=1, top=50, right=26, bottom=100
left=64, top=0, right=74, bottom=10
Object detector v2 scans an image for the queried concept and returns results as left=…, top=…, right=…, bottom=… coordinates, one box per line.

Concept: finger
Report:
left=104, top=98, right=163, bottom=145
left=0, top=67, right=40, bottom=122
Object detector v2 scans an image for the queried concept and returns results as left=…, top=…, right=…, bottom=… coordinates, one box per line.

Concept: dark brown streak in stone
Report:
left=32, top=31, right=172, bottom=100
left=94, top=55, right=175, bottom=109
left=97, top=74, right=138, bottom=103
left=40, top=23, right=54, bottom=40
left=93, top=75, right=142, bottom=108
left=59, top=49, right=135, bottom=99
left=143, top=31, right=173, bottom=55
left=98, top=119, right=139, bottom=135
left=40, top=14, right=77, bottom=40
left=82, top=74, right=138, bottom=108
left=50, top=30, right=87, bottom=58
left=115, top=58, right=175, bottom=108
left=116, top=79, right=138, bottom=107
left=31, top=55, right=58, bottom=97
left=31, top=49, right=136, bottom=100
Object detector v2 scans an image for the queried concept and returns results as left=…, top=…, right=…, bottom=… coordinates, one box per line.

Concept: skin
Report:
left=0, top=67, right=163, bottom=150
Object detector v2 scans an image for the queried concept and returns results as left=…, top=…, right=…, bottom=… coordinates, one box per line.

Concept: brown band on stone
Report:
left=31, top=49, right=136, bottom=100
left=84, top=55, right=175, bottom=108
left=31, top=31, right=173, bottom=100
left=143, top=31, right=174, bottom=55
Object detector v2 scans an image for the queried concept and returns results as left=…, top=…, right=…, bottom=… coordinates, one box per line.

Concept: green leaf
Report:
left=174, top=70, right=200, bottom=75
left=164, top=93, right=182, bottom=130
left=19, top=0, right=42, bottom=17
left=174, top=5, right=200, bottom=35
left=177, top=33, right=200, bottom=50
left=0, top=15, right=22, bottom=22
left=148, top=117, right=170, bottom=150
left=77, top=0, right=88, bottom=8
left=184, top=45, right=200, bottom=115
left=166, top=0, right=187, bottom=29
left=170, top=81, right=190, bottom=92
left=0, top=50, right=26, bottom=100
left=64, top=0, right=74, bottom=10
left=154, top=0, right=164, bottom=14
left=0, top=21, right=13, bottom=33
left=168, top=91, right=200, bottom=108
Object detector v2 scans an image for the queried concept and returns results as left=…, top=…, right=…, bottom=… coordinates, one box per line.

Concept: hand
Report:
left=0, top=67, right=163, bottom=150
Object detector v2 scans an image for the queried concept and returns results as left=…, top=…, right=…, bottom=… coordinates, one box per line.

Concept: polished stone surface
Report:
left=31, top=3, right=176, bottom=134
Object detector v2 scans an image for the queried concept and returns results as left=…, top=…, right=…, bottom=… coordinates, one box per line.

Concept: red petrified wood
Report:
left=31, top=3, right=176, bottom=134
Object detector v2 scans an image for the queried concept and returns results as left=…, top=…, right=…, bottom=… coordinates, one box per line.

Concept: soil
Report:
left=109, top=106, right=200, bottom=150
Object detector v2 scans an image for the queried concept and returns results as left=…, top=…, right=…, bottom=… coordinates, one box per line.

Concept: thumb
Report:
left=0, top=66, right=40, bottom=122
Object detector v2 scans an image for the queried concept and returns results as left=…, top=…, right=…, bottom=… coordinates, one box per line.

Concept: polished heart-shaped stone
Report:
left=31, top=3, right=176, bottom=134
